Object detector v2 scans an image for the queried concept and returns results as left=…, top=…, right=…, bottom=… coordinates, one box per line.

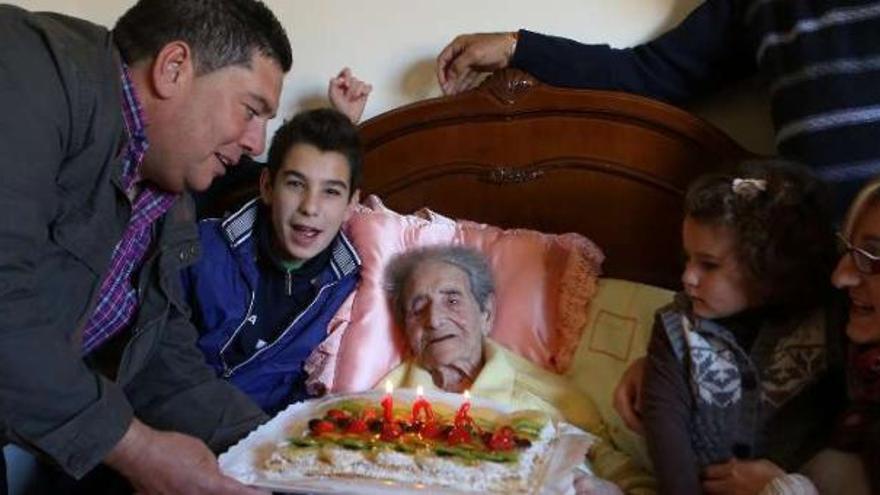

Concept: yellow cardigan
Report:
left=380, top=339, right=656, bottom=495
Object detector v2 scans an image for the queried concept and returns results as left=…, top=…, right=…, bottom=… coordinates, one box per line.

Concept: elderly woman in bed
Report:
left=379, top=245, right=655, bottom=495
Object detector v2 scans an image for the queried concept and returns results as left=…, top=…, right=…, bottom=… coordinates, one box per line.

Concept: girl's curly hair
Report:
left=685, top=159, right=836, bottom=309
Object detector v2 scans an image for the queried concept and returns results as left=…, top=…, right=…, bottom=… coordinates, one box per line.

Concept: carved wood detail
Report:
left=482, top=68, right=537, bottom=105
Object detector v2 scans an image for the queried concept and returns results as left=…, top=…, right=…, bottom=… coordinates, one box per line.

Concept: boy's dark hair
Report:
left=685, top=159, right=836, bottom=309
left=266, top=108, right=363, bottom=194
left=113, top=0, right=292, bottom=75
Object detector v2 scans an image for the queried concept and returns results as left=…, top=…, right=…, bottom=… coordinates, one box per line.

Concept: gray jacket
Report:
left=657, top=296, right=832, bottom=467
left=0, top=5, right=266, bottom=478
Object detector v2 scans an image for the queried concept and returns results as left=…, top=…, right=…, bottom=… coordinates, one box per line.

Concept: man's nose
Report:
left=240, top=118, right=267, bottom=157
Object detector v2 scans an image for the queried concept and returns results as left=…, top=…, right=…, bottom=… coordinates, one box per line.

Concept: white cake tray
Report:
left=219, top=389, right=595, bottom=494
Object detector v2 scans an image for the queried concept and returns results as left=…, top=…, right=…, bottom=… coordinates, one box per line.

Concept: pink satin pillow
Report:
left=305, top=196, right=604, bottom=394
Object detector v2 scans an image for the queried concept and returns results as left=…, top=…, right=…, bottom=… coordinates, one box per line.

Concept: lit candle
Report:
left=381, top=380, right=394, bottom=423
left=411, top=385, right=435, bottom=424
left=454, top=389, right=472, bottom=429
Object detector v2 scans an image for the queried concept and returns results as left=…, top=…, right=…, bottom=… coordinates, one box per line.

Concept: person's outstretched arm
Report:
left=438, top=0, right=753, bottom=102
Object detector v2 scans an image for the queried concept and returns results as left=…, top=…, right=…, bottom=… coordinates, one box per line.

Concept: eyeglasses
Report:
left=837, top=232, right=880, bottom=275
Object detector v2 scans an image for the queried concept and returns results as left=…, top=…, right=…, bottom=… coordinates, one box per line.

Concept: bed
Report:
left=203, top=69, right=751, bottom=473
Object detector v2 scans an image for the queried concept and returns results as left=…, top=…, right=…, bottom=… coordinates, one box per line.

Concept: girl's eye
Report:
left=286, top=180, right=304, bottom=189
left=700, top=261, right=719, bottom=271
left=325, top=188, right=342, bottom=196
left=244, top=105, right=258, bottom=120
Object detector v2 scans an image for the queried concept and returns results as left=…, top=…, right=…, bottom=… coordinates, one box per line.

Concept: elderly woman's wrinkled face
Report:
left=401, top=260, right=492, bottom=391
left=833, top=200, right=880, bottom=345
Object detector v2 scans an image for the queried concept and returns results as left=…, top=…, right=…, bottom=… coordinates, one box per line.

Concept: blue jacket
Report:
left=182, top=198, right=360, bottom=413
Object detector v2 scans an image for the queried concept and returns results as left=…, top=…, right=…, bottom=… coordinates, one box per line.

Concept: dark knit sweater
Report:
left=642, top=293, right=846, bottom=495
left=512, top=0, right=880, bottom=200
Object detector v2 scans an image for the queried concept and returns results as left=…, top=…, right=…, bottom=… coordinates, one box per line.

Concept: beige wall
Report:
left=9, top=0, right=774, bottom=155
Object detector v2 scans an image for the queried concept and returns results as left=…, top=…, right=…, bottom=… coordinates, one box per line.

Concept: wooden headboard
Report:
left=358, top=69, right=750, bottom=289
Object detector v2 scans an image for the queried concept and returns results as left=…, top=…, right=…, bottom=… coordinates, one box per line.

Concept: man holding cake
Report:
left=0, top=1, right=290, bottom=493
left=380, top=245, right=656, bottom=494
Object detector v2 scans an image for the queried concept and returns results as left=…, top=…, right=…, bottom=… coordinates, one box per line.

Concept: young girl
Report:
left=706, top=178, right=880, bottom=495
left=641, top=159, right=846, bottom=495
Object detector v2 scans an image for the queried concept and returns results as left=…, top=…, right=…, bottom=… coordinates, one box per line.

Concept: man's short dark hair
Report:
left=113, top=0, right=292, bottom=74
left=266, top=109, right=363, bottom=194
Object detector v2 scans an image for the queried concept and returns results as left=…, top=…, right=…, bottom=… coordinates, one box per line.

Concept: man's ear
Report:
left=344, top=189, right=361, bottom=221
left=480, top=294, right=496, bottom=334
left=150, top=41, right=194, bottom=99
left=259, top=167, right=273, bottom=206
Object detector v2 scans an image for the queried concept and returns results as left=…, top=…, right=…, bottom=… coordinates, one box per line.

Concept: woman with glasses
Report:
left=811, top=180, right=880, bottom=494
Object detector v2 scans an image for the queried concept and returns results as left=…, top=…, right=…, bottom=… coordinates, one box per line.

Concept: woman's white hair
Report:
left=383, top=245, right=495, bottom=326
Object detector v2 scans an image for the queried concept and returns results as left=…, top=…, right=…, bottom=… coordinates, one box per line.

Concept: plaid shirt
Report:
left=81, top=66, right=177, bottom=354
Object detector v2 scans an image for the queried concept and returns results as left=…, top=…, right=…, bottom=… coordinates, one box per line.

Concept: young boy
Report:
left=182, top=107, right=363, bottom=414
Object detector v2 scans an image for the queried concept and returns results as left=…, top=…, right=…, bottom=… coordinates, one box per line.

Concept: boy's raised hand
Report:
left=329, top=67, right=372, bottom=124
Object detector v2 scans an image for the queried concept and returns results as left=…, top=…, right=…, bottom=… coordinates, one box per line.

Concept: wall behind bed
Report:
left=12, top=0, right=774, bottom=157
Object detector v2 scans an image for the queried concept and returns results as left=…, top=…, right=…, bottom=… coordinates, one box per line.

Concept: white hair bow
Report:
left=731, top=178, right=767, bottom=199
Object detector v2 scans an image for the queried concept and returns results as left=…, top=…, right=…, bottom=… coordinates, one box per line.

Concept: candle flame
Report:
left=385, top=380, right=393, bottom=394
left=464, top=389, right=470, bottom=400
left=416, top=385, right=424, bottom=396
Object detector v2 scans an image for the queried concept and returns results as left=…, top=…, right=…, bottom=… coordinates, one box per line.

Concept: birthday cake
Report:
left=262, top=388, right=558, bottom=493
left=219, top=388, right=594, bottom=494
